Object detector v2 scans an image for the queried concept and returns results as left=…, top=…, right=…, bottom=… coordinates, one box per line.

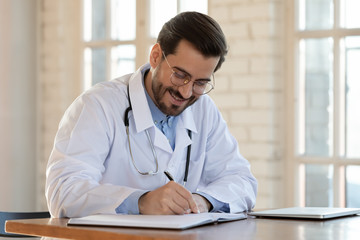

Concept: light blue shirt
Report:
left=116, top=68, right=229, bottom=214
left=144, top=84, right=178, bottom=150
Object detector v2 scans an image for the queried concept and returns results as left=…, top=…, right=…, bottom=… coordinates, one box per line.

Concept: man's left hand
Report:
left=192, top=194, right=212, bottom=213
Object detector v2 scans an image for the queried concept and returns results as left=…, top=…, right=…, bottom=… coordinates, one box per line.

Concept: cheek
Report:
left=152, top=69, right=173, bottom=95
left=151, top=75, right=171, bottom=102
left=153, top=65, right=170, bottom=85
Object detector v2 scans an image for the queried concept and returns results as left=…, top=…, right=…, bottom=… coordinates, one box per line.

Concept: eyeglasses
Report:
left=162, top=52, right=215, bottom=95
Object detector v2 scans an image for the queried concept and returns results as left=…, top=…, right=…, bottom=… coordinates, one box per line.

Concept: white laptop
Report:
left=249, top=207, right=360, bottom=219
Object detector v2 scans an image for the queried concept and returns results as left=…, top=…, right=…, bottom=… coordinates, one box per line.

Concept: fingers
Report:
left=138, top=181, right=199, bottom=215
left=172, top=183, right=199, bottom=214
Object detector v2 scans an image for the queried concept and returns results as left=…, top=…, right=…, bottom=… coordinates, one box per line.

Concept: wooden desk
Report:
left=5, top=215, right=360, bottom=240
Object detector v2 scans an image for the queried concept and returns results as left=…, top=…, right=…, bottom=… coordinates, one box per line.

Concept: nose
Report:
left=178, top=82, right=193, bottom=99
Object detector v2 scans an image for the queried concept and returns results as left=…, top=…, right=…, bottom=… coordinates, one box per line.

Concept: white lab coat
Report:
left=45, top=64, right=257, bottom=218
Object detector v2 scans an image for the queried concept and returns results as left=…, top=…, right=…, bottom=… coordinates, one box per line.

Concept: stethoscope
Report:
left=124, top=85, right=192, bottom=186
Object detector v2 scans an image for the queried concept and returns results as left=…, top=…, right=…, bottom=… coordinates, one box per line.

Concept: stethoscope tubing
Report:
left=124, top=85, right=191, bottom=185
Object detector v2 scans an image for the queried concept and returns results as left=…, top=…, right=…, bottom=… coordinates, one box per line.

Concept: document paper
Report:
left=68, top=212, right=246, bottom=230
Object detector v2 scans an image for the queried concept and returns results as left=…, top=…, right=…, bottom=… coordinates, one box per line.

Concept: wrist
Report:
left=138, top=191, right=150, bottom=214
left=192, top=193, right=213, bottom=212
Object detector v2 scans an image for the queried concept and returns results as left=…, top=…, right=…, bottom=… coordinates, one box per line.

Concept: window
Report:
left=82, top=0, right=207, bottom=90
left=288, top=0, right=360, bottom=207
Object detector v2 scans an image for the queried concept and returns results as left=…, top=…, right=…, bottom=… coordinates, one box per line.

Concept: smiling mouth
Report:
left=169, top=90, right=188, bottom=105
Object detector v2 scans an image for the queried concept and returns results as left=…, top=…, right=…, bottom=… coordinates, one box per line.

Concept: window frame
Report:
left=80, top=0, right=207, bottom=91
left=80, top=0, right=156, bottom=90
left=286, top=0, right=360, bottom=207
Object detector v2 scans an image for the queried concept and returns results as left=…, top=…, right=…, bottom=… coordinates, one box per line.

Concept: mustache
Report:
left=167, top=88, right=195, bottom=101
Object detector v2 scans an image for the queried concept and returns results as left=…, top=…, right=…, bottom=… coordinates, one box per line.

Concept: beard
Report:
left=151, top=67, right=197, bottom=116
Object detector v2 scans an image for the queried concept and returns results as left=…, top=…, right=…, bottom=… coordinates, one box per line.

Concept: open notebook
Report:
left=68, top=212, right=247, bottom=230
left=249, top=207, right=360, bottom=219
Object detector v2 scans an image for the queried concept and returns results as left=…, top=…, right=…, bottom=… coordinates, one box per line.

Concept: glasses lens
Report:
left=170, top=71, right=215, bottom=95
left=195, top=82, right=214, bottom=94
left=171, top=71, right=189, bottom=86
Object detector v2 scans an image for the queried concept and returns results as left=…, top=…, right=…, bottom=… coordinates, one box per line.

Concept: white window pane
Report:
left=149, top=0, right=177, bottom=38
left=298, top=0, right=333, bottom=30
left=111, top=0, right=136, bottom=40
left=92, top=48, right=107, bottom=85
left=83, top=47, right=107, bottom=89
left=179, top=0, right=207, bottom=13
left=83, top=0, right=107, bottom=41
left=299, top=38, right=333, bottom=157
left=346, top=166, right=360, bottom=207
left=305, top=164, right=333, bottom=207
left=345, top=37, right=360, bottom=158
left=111, top=45, right=136, bottom=79
left=341, top=0, right=360, bottom=28
left=83, top=0, right=92, bottom=41
left=84, top=48, right=92, bottom=89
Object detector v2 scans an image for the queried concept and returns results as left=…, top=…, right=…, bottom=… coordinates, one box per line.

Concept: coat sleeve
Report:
left=45, top=92, right=136, bottom=218
left=195, top=98, right=258, bottom=213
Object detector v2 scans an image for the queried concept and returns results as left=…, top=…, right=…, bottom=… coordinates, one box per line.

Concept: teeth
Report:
left=171, top=92, right=183, bottom=101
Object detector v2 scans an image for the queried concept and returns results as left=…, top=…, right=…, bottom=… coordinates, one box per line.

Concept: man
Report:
left=46, top=11, right=257, bottom=218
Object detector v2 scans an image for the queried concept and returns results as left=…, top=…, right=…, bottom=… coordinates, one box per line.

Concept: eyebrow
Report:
left=173, top=66, right=212, bottom=82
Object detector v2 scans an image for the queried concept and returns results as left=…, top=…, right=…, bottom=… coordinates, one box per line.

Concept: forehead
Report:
left=167, top=40, right=219, bottom=78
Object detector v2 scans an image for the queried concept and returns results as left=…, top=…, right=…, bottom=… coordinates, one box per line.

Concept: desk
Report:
left=5, top=215, right=360, bottom=240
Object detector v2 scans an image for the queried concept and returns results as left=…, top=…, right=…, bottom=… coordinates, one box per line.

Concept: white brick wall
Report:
left=209, top=0, right=285, bottom=209
left=38, top=0, right=81, bottom=209
left=37, top=0, right=286, bottom=210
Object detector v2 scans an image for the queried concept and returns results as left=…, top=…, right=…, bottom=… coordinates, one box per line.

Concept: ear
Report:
left=149, top=43, right=162, bottom=68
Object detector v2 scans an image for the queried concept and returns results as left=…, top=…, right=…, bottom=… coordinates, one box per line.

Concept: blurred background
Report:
left=1, top=0, right=359, bottom=212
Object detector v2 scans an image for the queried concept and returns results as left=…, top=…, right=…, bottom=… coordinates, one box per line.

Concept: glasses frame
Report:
left=162, top=52, right=215, bottom=95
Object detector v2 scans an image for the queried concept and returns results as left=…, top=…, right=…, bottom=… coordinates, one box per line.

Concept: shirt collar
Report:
left=142, top=67, right=178, bottom=129
left=144, top=82, right=168, bottom=125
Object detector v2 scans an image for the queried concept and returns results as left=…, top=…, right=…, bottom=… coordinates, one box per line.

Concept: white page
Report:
left=68, top=212, right=246, bottom=230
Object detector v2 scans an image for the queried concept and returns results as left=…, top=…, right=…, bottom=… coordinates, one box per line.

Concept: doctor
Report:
left=46, top=11, right=257, bottom=218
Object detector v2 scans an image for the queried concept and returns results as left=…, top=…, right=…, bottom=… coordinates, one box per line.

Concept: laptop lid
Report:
left=249, top=207, right=360, bottom=219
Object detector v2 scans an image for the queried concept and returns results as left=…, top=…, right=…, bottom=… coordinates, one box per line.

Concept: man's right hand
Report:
left=138, top=181, right=199, bottom=215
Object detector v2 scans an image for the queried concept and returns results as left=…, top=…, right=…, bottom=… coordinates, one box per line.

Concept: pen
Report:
left=164, top=171, right=175, bottom=182
left=164, top=171, right=198, bottom=213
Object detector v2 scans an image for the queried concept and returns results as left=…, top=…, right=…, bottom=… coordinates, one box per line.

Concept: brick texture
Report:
left=37, top=0, right=82, bottom=210
left=209, top=0, right=285, bottom=209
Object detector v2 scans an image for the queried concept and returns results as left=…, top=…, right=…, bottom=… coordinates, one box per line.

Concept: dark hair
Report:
left=157, top=11, right=228, bottom=72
